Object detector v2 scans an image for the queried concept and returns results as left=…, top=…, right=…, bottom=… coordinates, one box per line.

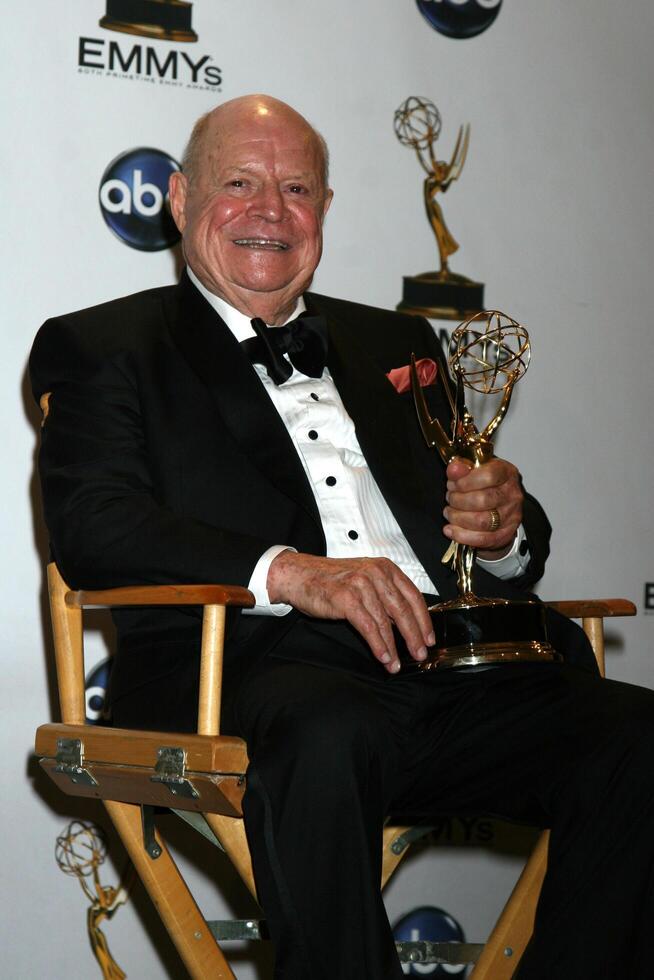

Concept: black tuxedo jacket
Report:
left=31, top=272, right=589, bottom=729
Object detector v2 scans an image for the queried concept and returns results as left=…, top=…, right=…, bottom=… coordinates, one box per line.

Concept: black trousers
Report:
left=228, top=626, right=654, bottom=980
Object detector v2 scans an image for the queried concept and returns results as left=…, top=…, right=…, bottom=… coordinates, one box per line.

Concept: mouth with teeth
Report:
left=233, top=238, right=290, bottom=251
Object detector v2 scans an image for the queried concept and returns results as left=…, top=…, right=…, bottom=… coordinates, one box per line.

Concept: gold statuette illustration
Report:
left=394, top=96, right=484, bottom=321
left=406, top=310, right=559, bottom=670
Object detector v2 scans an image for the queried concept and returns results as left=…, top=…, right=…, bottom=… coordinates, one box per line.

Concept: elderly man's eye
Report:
left=229, top=179, right=246, bottom=188
left=287, top=184, right=306, bottom=194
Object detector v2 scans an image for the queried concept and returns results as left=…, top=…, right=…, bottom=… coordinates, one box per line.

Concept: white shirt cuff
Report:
left=476, top=524, right=530, bottom=581
left=243, top=545, right=297, bottom=617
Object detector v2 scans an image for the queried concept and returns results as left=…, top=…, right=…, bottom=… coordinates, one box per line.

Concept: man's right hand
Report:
left=266, top=551, right=435, bottom=674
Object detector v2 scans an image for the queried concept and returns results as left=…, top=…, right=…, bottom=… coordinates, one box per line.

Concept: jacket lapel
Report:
left=164, top=273, right=321, bottom=529
left=325, top=316, right=426, bottom=508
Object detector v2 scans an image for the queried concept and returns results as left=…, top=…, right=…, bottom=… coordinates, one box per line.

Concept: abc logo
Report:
left=416, top=0, right=502, bottom=39
left=85, top=658, right=112, bottom=725
left=99, top=147, right=181, bottom=251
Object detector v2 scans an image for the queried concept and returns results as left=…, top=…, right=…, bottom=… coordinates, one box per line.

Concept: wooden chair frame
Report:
left=35, top=562, right=635, bottom=978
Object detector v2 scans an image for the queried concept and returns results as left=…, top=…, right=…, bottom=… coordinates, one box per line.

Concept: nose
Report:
left=247, top=181, right=286, bottom=223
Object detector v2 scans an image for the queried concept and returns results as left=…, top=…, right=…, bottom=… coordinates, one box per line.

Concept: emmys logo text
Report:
left=409, top=816, right=494, bottom=847
left=416, top=0, right=502, bottom=40
left=99, top=148, right=181, bottom=252
left=78, top=36, right=221, bottom=89
left=644, top=583, right=654, bottom=613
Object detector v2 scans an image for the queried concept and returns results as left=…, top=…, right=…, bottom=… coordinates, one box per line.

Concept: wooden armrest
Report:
left=36, top=723, right=248, bottom=772
left=545, top=599, right=636, bottom=619
left=36, top=723, right=248, bottom=815
left=544, top=599, right=635, bottom=678
left=67, top=583, right=255, bottom=609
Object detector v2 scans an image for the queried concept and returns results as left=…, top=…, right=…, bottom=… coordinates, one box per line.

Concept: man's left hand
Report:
left=443, top=457, right=523, bottom=560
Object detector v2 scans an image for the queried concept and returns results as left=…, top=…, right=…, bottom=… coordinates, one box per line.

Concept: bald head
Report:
left=181, top=94, right=330, bottom=192
left=168, top=92, right=334, bottom=324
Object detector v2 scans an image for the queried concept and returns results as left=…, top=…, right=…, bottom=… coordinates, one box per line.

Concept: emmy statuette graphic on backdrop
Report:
left=404, top=310, right=559, bottom=670
left=394, top=96, right=484, bottom=320
left=100, top=0, right=198, bottom=42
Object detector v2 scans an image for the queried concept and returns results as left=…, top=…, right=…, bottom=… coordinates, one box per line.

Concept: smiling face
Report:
left=169, top=96, right=333, bottom=324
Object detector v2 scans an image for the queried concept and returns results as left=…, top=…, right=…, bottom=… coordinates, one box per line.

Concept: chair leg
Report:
left=470, top=830, right=549, bottom=979
left=104, top=800, right=236, bottom=980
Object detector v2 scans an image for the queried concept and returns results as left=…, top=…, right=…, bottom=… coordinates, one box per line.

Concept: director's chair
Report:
left=35, top=562, right=635, bottom=977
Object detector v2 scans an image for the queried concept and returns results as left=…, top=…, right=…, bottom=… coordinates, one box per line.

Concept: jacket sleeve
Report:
left=30, top=317, right=278, bottom=591
left=512, top=487, right=551, bottom=590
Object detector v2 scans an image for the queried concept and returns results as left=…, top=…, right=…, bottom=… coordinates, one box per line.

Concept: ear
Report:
left=168, top=171, right=188, bottom=233
left=322, top=188, right=334, bottom=220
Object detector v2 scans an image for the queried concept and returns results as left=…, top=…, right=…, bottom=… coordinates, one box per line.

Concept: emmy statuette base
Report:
left=99, top=17, right=198, bottom=41
left=99, top=0, right=197, bottom=42
left=398, top=272, right=484, bottom=322
left=399, top=597, right=560, bottom=672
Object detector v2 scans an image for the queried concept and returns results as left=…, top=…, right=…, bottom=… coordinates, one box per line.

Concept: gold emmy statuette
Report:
left=100, top=0, right=198, bottom=42
left=405, top=310, right=560, bottom=670
left=394, top=96, right=484, bottom=321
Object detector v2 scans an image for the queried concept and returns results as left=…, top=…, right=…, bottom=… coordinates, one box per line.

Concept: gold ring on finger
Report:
left=488, top=508, right=501, bottom=532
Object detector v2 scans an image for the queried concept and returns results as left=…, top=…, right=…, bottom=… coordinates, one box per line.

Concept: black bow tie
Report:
left=241, top=314, right=328, bottom=385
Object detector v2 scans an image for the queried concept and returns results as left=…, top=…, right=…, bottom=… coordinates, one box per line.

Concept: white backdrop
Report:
left=3, top=1, right=654, bottom=976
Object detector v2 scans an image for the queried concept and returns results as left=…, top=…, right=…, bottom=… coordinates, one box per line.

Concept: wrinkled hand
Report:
left=443, top=457, right=523, bottom=560
left=267, top=552, right=435, bottom=674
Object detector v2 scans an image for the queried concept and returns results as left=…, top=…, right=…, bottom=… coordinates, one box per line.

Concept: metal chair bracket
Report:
left=141, top=805, right=162, bottom=860
left=207, top=919, right=269, bottom=941
left=389, top=824, right=435, bottom=855
left=54, top=737, right=98, bottom=788
left=395, top=940, right=483, bottom=965
left=150, top=746, right=199, bottom=799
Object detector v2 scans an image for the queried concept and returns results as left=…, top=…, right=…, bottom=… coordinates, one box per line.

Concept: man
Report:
left=31, top=96, right=654, bottom=979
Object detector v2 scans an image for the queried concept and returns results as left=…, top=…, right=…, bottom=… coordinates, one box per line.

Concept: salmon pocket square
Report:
left=386, top=358, right=438, bottom=395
